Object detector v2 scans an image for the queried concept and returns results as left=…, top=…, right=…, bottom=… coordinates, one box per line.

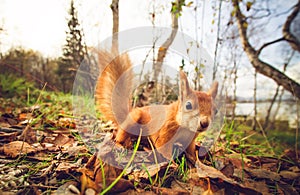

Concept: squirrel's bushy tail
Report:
left=95, top=50, right=133, bottom=125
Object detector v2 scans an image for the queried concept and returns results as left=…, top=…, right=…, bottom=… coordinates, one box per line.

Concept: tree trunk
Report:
left=282, top=0, right=300, bottom=53
left=265, top=51, right=294, bottom=129
left=212, top=0, right=223, bottom=80
left=152, top=0, right=183, bottom=81
left=111, top=0, right=119, bottom=52
left=232, top=60, right=237, bottom=121
left=263, top=86, right=280, bottom=130
left=232, top=0, right=300, bottom=99
left=252, top=70, right=257, bottom=130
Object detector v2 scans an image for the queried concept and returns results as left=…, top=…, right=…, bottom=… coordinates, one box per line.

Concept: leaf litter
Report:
left=0, top=97, right=299, bottom=194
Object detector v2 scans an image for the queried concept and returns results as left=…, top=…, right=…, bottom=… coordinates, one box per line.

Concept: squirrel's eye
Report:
left=185, top=101, right=193, bottom=110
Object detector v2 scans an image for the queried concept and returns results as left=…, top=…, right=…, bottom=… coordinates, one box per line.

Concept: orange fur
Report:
left=95, top=50, right=218, bottom=163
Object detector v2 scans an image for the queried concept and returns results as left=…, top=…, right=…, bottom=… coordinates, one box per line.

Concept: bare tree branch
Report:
left=282, top=0, right=300, bottom=53
left=256, top=37, right=285, bottom=55
left=232, top=0, right=300, bottom=99
left=213, top=0, right=223, bottom=80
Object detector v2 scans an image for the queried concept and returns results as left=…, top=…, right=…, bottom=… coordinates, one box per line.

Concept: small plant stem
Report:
left=99, top=158, right=106, bottom=189
left=239, top=146, right=244, bottom=181
left=295, top=98, right=299, bottom=160
left=147, top=137, right=159, bottom=185
left=27, top=88, right=30, bottom=105
left=19, top=83, right=48, bottom=157
left=257, top=120, right=275, bottom=156
left=100, top=129, right=142, bottom=195
left=160, top=151, right=175, bottom=187
left=142, top=163, right=153, bottom=185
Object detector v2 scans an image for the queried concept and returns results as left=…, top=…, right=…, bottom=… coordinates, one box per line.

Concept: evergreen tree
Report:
left=57, top=0, right=86, bottom=93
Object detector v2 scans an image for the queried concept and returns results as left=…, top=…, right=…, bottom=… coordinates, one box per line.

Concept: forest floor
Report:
left=0, top=91, right=299, bottom=195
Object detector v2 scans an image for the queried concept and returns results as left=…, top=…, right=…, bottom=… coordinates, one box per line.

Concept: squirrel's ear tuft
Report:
left=179, top=70, right=192, bottom=100
left=208, top=81, right=218, bottom=99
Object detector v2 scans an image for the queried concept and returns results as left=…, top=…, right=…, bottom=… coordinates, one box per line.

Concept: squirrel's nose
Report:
left=200, top=119, right=209, bottom=129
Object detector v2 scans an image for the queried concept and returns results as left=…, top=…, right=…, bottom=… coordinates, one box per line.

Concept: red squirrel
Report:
left=95, top=50, right=218, bottom=162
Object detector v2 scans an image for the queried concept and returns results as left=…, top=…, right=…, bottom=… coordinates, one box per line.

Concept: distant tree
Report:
left=231, top=0, right=300, bottom=99
left=0, top=48, right=44, bottom=78
left=0, top=47, right=59, bottom=91
left=152, top=0, right=184, bottom=81
left=0, top=24, right=3, bottom=57
left=57, top=0, right=87, bottom=93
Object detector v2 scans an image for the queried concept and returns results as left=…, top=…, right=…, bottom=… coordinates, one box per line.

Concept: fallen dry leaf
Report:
left=67, top=145, right=89, bottom=156
left=20, top=126, right=37, bottom=144
left=244, top=167, right=281, bottom=181
left=56, top=161, right=80, bottom=173
left=279, top=170, right=300, bottom=180
left=3, top=140, right=36, bottom=158
left=195, top=160, right=261, bottom=194
left=57, top=117, right=76, bottom=129
left=78, top=153, right=132, bottom=194
left=242, top=179, right=270, bottom=195
left=139, top=162, right=170, bottom=179
left=52, top=133, right=75, bottom=148
left=226, top=153, right=251, bottom=169
left=277, top=181, right=299, bottom=195
left=0, top=131, right=18, bottom=142
left=220, top=161, right=234, bottom=178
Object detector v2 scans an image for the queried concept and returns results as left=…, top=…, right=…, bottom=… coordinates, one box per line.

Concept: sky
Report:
left=0, top=0, right=299, bottom=100
left=0, top=0, right=217, bottom=56
left=0, top=0, right=67, bottom=57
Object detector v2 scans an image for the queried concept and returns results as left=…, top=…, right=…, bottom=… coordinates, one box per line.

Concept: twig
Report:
left=17, top=184, right=58, bottom=190
left=257, top=120, right=275, bottom=156
left=19, top=83, right=47, bottom=158
left=256, top=37, right=285, bottom=56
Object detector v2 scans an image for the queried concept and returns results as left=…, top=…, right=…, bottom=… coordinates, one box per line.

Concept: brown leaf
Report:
left=244, top=167, right=281, bottom=181
left=220, top=161, right=234, bottom=178
left=79, top=168, right=98, bottom=193
left=67, top=145, right=88, bottom=156
left=20, top=126, right=37, bottom=144
left=18, top=112, right=32, bottom=121
left=154, top=186, right=190, bottom=195
left=196, top=160, right=232, bottom=180
left=171, top=180, right=195, bottom=194
left=243, top=179, right=270, bottom=195
left=0, top=131, right=18, bottom=142
left=279, top=170, right=300, bottom=180
left=139, top=162, right=170, bottom=179
left=226, top=153, right=251, bottom=169
left=282, top=149, right=299, bottom=162
left=55, top=181, right=79, bottom=195
left=56, top=162, right=79, bottom=173
left=40, top=161, right=58, bottom=178
left=1, top=113, right=18, bottom=125
left=6, top=117, right=18, bottom=126
left=3, top=141, right=36, bottom=158
left=79, top=154, right=129, bottom=193
left=57, top=117, right=76, bottom=129
left=17, top=185, right=41, bottom=195
left=53, top=133, right=75, bottom=148
left=0, top=121, right=11, bottom=128
left=277, top=181, right=299, bottom=195
left=97, top=178, right=134, bottom=194
left=195, top=160, right=261, bottom=194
